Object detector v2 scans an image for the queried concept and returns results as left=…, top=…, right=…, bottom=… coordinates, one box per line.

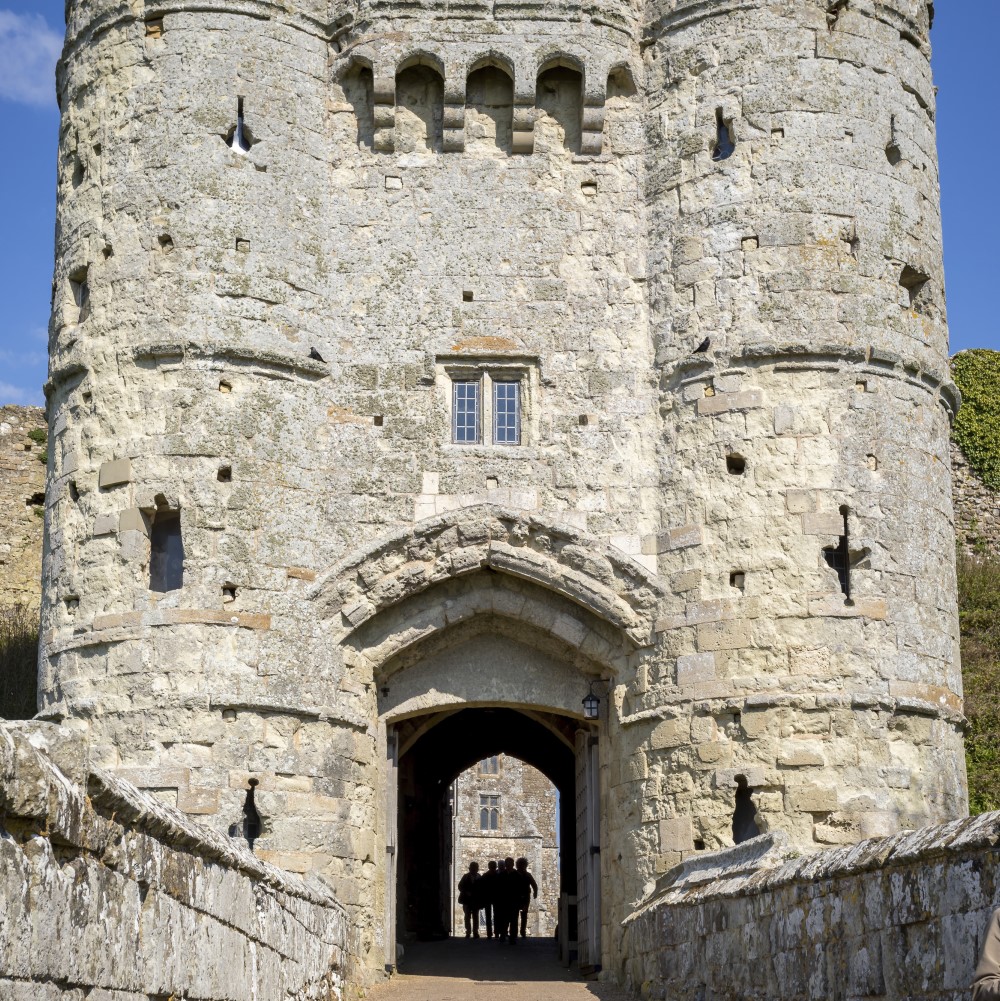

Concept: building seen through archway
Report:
left=451, top=753, right=559, bottom=937
left=384, top=704, right=600, bottom=971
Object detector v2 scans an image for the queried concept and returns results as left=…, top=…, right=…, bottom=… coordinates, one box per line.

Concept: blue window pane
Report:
left=493, top=381, right=520, bottom=445
left=453, top=381, right=480, bottom=443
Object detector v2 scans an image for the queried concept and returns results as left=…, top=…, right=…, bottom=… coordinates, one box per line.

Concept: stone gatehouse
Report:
left=27, top=0, right=969, bottom=990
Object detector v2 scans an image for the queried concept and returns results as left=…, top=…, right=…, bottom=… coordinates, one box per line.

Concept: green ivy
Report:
left=26, top=428, right=47, bottom=446
left=953, top=349, right=1000, bottom=489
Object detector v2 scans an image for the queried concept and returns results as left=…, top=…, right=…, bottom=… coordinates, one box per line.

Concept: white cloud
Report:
left=0, top=381, right=43, bottom=406
left=0, top=11, right=61, bottom=108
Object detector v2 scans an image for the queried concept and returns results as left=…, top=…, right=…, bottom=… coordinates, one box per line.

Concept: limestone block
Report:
left=801, top=511, right=844, bottom=536
left=177, top=786, right=220, bottom=815
left=676, top=652, right=717, bottom=685
left=118, top=508, right=148, bottom=535
left=650, top=718, right=687, bottom=750
left=697, top=620, right=751, bottom=652
left=659, top=816, right=693, bottom=852
left=696, top=390, right=763, bottom=416
left=98, top=459, right=132, bottom=489
left=777, top=746, right=825, bottom=768
left=787, top=784, right=839, bottom=813
left=654, top=524, right=704, bottom=553
left=93, top=513, right=118, bottom=536
left=808, top=596, right=887, bottom=620
left=785, top=489, right=817, bottom=514
left=670, top=569, right=702, bottom=593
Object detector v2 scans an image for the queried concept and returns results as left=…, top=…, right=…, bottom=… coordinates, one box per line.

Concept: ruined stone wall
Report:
left=0, top=720, right=350, bottom=1000
left=0, top=405, right=47, bottom=607
left=623, top=813, right=1000, bottom=1001
left=953, top=440, right=1000, bottom=558
left=452, top=754, right=559, bottom=936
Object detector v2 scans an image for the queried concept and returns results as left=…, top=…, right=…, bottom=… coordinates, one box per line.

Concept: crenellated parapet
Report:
left=336, top=33, right=638, bottom=154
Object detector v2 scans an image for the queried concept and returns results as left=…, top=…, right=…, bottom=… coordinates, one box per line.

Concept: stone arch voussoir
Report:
left=309, top=505, right=666, bottom=646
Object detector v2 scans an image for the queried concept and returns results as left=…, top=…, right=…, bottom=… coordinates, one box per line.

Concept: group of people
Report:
left=457, top=857, right=538, bottom=943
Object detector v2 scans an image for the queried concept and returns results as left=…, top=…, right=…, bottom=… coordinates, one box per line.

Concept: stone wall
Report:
left=623, top=814, right=1000, bottom=1001
left=953, top=440, right=1000, bottom=558
left=0, top=405, right=46, bottom=606
left=0, top=720, right=351, bottom=1000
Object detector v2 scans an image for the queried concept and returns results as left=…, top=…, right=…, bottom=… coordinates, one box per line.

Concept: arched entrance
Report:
left=311, top=506, right=667, bottom=979
left=377, top=628, right=607, bottom=975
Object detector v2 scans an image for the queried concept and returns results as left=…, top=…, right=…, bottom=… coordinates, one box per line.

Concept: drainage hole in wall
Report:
left=726, top=454, right=746, bottom=475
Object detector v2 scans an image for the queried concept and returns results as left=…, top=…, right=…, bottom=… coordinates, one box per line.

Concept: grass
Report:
left=0, top=604, right=39, bottom=721
left=959, top=551, right=1000, bottom=814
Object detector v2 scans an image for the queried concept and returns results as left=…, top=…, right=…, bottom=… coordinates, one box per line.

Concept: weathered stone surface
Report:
left=0, top=405, right=46, bottom=606
left=624, top=814, right=1000, bottom=1001
left=25, top=0, right=970, bottom=984
left=0, top=721, right=350, bottom=1000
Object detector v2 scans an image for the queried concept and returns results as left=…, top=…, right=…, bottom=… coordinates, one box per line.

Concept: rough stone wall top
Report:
left=0, top=719, right=351, bottom=999
left=623, top=812, right=1000, bottom=1001
left=0, top=405, right=46, bottom=607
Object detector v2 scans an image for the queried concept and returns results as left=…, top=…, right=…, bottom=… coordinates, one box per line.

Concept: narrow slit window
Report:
left=69, top=267, right=90, bottom=323
left=452, top=380, right=481, bottom=444
left=712, top=108, right=735, bottom=161
left=823, top=507, right=851, bottom=602
left=493, top=381, right=521, bottom=445
left=228, top=97, right=252, bottom=154
left=242, top=779, right=262, bottom=851
left=150, top=511, right=184, bottom=592
left=732, top=775, right=760, bottom=845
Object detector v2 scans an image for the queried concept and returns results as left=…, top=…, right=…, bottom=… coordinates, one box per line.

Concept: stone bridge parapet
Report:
left=624, top=814, right=1000, bottom=1000
left=0, top=721, right=352, bottom=1001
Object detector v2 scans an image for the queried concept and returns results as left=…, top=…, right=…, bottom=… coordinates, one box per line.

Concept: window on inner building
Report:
left=479, top=793, right=500, bottom=830
left=452, top=380, right=481, bottom=444
left=493, top=381, right=521, bottom=445
left=480, top=756, right=499, bottom=774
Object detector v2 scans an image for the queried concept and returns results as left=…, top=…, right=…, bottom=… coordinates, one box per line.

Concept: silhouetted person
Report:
left=478, top=859, right=499, bottom=938
left=515, top=857, right=538, bottom=938
left=458, top=862, right=480, bottom=938
left=496, top=856, right=519, bottom=943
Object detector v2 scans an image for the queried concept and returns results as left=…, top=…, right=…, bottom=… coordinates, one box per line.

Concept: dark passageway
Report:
left=394, top=707, right=579, bottom=942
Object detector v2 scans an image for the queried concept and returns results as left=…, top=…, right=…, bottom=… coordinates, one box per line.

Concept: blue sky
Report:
left=0, top=3, right=996, bottom=407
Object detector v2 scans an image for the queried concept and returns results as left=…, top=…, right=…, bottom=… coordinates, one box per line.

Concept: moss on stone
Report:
left=952, top=349, right=1000, bottom=489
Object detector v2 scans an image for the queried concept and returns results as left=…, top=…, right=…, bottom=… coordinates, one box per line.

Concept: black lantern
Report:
left=582, top=683, right=600, bottom=720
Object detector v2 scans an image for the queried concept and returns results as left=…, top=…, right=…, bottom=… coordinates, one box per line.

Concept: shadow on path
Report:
left=366, top=938, right=633, bottom=1000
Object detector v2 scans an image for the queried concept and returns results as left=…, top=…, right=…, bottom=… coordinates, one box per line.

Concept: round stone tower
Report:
left=42, top=0, right=965, bottom=982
